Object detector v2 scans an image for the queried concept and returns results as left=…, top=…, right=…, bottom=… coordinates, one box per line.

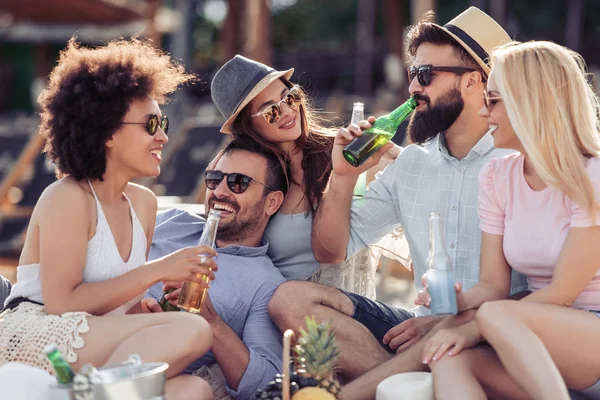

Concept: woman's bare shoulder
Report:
left=124, top=183, right=157, bottom=206
left=35, top=177, right=90, bottom=213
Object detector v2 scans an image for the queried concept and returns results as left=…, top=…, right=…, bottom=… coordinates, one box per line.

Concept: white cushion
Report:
left=0, top=362, right=55, bottom=399
left=376, top=372, right=434, bottom=400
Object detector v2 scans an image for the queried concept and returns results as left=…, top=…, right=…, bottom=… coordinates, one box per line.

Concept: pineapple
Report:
left=292, top=316, right=342, bottom=400
left=253, top=316, right=343, bottom=399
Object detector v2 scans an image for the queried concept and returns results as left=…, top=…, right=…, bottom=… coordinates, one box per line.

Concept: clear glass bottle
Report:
left=426, top=212, right=458, bottom=316
left=177, top=210, right=220, bottom=313
left=351, top=102, right=368, bottom=198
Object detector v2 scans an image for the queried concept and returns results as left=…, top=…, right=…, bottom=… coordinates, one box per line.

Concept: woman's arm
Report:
left=522, top=226, right=600, bottom=306
left=457, top=232, right=513, bottom=312
left=38, top=182, right=214, bottom=315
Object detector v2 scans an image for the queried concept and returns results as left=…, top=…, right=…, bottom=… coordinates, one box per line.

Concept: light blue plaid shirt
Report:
left=347, top=132, right=527, bottom=315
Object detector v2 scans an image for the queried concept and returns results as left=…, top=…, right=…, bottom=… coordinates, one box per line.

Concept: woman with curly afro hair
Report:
left=0, top=38, right=214, bottom=399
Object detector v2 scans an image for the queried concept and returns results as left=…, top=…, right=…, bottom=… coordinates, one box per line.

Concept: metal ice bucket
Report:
left=48, top=355, right=168, bottom=400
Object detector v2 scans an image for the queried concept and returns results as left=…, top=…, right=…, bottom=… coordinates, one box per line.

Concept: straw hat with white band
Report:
left=431, top=6, right=512, bottom=76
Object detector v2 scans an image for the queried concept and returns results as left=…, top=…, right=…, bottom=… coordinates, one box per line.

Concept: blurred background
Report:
left=0, top=0, right=599, bottom=300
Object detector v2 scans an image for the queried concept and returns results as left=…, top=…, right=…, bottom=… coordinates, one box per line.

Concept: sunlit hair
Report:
left=492, top=40, right=600, bottom=220
left=232, top=78, right=336, bottom=216
left=39, top=37, right=195, bottom=181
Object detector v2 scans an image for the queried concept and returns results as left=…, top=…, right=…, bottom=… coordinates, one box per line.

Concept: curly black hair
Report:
left=38, top=37, right=195, bottom=181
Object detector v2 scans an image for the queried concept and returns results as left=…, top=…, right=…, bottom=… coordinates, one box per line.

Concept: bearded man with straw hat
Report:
left=268, top=7, right=529, bottom=399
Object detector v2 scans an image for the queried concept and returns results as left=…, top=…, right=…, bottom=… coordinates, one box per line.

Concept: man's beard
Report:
left=212, top=196, right=266, bottom=243
left=408, top=88, right=465, bottom=144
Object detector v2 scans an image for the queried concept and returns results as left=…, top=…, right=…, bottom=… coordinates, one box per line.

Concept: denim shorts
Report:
left=340, top=289, right=415, bottom=353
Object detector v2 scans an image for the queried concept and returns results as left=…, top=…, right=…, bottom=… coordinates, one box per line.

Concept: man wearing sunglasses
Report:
left=145, top=137, right=288, bottom=399
left=269, top=7, right=528, bottom=400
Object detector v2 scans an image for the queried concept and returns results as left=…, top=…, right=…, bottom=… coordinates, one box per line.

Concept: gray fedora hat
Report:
left=211, top=55, right=294, bottom=134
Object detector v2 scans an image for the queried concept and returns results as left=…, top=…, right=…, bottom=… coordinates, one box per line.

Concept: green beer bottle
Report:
left=343, top=97, right=417, bottom=167
left=44, top=344, right=75, bottom=384
left=158, top=287, right=181, bottom=312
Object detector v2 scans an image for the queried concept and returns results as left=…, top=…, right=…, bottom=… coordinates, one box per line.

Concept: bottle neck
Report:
left=199, top=215, right=220, bottom=248
left=351, top=107, right=364, bottom=124
left=388, top=97, right=417, bottom=123
left=427, top=215, right=452, bottom=271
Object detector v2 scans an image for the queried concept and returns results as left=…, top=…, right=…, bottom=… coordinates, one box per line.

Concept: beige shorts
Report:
left=0, top=302, right=90, bottom=376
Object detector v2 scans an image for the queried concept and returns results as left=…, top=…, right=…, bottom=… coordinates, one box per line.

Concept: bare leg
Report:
left=341, top=310, right=477, bottom=400
left=269, top=281, right=392, bottom=379
left=166, top=375, right=213, bottom=400
left=73, top=312, right=212, bottom=379
left=477, top=301, right=600, bottom=398
left=430, top=346, right=530, bottom=400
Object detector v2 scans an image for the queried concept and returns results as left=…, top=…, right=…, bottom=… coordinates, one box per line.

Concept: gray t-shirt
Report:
left=0, top=275, right=12, bottom=307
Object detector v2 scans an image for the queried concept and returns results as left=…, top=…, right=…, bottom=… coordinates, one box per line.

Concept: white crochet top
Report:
left=5, top=181, right=148, bottom=315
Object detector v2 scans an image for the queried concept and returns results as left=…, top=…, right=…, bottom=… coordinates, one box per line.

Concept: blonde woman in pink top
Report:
left=415, top=41, right=600, bottom=400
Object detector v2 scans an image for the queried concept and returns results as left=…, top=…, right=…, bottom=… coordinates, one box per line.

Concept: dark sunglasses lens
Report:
left=227, top=173, right=250, bottom=193
left=160, top=117, right=169, bottom=134
left=263, top=105, right=281, bottom=124
left=418, top=67, right=432, bottom=86
left=408, top=67, right=417, bottom=82
left=147, top=115, right=158, bottom=135
left=205, top=171, right=223, bottom=189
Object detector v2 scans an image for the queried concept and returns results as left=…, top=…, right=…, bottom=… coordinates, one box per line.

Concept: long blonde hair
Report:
left=492, top=41, right=600, bottom=221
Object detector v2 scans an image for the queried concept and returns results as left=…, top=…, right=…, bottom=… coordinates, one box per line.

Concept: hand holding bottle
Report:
left=415, top=273, right=465, bottom=311
left=332, top=115, right=393, bottom=176
left=149, top=245, right=218, bottom=286
left=342, top=97, right=417, bottom=167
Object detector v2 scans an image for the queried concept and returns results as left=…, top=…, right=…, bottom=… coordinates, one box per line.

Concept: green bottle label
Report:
left=45, top=345, right=75, bottom=385
left=159, top=288, right=180, bottom=312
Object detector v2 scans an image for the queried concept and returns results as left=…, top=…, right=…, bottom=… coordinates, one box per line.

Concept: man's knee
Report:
left=268, top=281, right=354, bottom=323
left=269, top=281, right=318, bottom=321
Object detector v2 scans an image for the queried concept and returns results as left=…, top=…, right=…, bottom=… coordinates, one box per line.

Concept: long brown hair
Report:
left=232, top=78, right=335, bottom=216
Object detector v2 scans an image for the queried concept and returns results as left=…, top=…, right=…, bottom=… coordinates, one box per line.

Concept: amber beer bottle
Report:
left=44, top=345, right=75, bottom=385
left=343, top=97, right=417, bottom=167
left=177, top=210, right=220, bottom=313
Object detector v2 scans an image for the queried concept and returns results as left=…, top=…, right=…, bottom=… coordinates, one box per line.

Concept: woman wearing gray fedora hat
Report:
left=211, top=55, right=397, bottom=296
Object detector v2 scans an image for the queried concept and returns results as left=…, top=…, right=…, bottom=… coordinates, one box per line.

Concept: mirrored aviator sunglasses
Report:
left=121, top=114, right=169, bottom=136
left=251, top=85, right=303, bottom=124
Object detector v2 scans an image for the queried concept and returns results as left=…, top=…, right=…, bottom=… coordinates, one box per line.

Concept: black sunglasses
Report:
left=205, top=170, right=274, bottom=194
left=121, top=114, right=169, bottom=136
left=407, top=65, right=476, bottom=87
